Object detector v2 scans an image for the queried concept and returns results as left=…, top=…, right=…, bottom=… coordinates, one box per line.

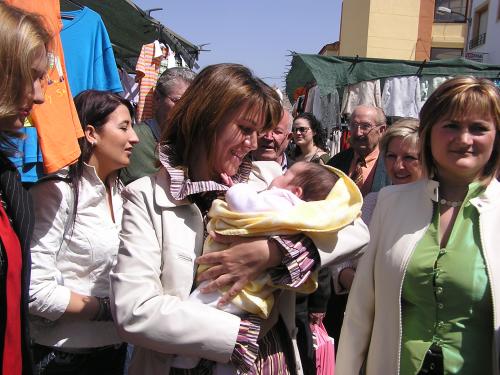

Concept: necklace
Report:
left=439, top=197, right=463, bottom=208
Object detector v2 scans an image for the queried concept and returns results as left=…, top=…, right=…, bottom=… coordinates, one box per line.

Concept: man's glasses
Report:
left=348, top=122, right=381, bottom=133
left=292, top=126, right=310, bottom=134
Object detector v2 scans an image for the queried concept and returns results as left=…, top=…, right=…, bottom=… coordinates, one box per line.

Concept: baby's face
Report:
left=269, top=162, right=307, bottom=196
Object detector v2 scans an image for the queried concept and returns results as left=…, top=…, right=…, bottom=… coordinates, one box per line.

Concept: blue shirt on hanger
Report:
left=61, top=6, right=123, bottom=97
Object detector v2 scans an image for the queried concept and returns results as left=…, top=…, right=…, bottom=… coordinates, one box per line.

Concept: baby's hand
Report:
left=220, top=173, right=234, bottom=187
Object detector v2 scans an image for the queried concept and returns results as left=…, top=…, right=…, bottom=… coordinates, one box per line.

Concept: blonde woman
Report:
left=0, top=3, right=49, bottom=374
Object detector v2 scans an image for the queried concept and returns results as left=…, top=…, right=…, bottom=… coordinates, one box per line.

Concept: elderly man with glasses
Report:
left=324, top=104, right=391, bottom=355
left=327, top=105, right=391, bottom=196
left=121, top=67, right=196, bottom=185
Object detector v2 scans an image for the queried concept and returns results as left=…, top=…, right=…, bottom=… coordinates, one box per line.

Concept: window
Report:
left=434, top=0, right=469, bottom=22
left=470, top=4, right=489, bottom=48
left=430, top=47, right=463, bottom=60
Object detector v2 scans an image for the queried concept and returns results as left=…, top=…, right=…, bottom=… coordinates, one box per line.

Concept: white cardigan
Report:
left=110, top=166, right=369, bottom=374
left=336, top=178, right=500, bottom=375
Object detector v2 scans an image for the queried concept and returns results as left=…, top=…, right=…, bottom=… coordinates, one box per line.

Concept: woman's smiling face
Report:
left=430, top=115, right=497, bottom=182
left=211, top=105, right=265, bottom=178
left=384, top=136, right=422, bottom=185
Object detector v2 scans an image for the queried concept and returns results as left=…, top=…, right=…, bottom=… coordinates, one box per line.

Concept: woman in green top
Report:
left=336, top=76, right=500, bottom=375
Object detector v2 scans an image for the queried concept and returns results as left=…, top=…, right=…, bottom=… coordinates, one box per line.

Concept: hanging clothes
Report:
left=8, top=124, right=44, bottom=183
left=179, top=54, right=189, bottom=68
left=328, top=129, right=342, bottom=157
left=153, top=40, right=177, bottom=74
left=165, top=44, right=177, bottom=70
left=292, top=95, right=306, bottom=117
left=312, top=88, right=341, bottom=134
left=135, top=42, right=168, bottom=122
left=6, top=0, right=83, bottom=174
left=382, top=76, right=421, bottom=119
left=118, top=68, right=139, bottom=105
left=341, top=80, right=381, bottom=117
left=420, top=76, right=453, bottom=104
left=304, top=85, right=316, bottom=113
left=60, top=6, right=123, bottom=97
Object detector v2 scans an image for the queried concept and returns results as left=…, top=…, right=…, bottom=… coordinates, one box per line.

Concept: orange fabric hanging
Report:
left=6, top=0, right=83, bottom=173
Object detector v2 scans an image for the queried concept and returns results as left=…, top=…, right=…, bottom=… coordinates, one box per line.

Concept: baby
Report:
left=228, top=161, right=340, bottom=215
left=172, top=162, right=362, bottom=371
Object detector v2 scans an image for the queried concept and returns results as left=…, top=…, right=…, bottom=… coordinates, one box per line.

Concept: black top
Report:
left=0, top=152, right=34, bottom=375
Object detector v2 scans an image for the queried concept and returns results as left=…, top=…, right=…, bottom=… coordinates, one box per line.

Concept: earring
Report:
left=91, top=141, right=96, bottom=147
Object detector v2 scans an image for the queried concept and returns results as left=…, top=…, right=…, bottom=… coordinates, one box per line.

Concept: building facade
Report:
left=466, top=0, right=500, bottom=64
left=338, top=0, right=471, bottom=61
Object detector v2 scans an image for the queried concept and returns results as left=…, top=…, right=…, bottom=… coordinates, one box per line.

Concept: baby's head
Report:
left=269, top=161, right=339, bottom=201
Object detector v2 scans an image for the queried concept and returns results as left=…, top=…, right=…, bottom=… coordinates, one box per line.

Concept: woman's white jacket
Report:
left=110, top=166, right=369, bottom=374
left=336, top=178, right=500, bottom=375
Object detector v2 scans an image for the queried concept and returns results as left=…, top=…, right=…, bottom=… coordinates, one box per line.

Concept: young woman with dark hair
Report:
left=29, top=90, right=138, bottom=374
left=292, top=112, right=330, bottom=165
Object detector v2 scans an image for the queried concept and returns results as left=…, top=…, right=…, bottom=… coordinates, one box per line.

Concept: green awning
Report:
left=286, top=53, right=500, bottom=102
left=61, top=0, right=199, bottom=71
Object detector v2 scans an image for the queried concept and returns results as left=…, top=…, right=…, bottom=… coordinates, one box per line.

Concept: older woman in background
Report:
left=333, top=119, right=423, bottom=299
left=361, top=118, right=422, bottom=224
left=0, top=3, right=49, bottom=374
left=337, top=76, right=500, bottom=375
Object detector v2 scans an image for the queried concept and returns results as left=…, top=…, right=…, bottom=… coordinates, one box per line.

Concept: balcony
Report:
left=469, top=33, right=486, bottom=49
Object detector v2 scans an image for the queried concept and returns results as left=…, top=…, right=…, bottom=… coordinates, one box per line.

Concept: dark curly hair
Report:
left=293, top=112, right=328, bottom=157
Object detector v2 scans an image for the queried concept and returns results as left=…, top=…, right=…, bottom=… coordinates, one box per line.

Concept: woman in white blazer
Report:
left=110, top=64, right=369, bottom=375
left=336, top=76, right=500, bottom=375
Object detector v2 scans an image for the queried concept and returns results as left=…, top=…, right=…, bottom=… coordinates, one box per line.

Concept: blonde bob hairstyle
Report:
left=419, top=76, right=500, bottom=182
left=0, top=3, right=50, bottom=122
left=162, top=63, right=282, bottom=173
left=380, top=118, right=420, bottom=157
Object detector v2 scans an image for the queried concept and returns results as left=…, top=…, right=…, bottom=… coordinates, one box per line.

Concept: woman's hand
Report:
left=196, top=232, right=282, bottom=306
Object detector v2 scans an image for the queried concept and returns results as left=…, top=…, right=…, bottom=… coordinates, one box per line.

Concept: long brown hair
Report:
left=162, top=63, right=282, bottom=172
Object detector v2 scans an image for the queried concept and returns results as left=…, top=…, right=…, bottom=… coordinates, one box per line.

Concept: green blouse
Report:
left=400, top=182, right=493, bottom=374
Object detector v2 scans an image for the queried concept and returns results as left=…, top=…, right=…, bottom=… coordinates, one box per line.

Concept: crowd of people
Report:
left=1, top=3, right=499, bottom=375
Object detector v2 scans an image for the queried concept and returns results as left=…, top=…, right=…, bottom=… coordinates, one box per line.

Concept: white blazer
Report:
left=110, top=166, right=369, bottom=374
left=336, top=178, right=500, bottom=375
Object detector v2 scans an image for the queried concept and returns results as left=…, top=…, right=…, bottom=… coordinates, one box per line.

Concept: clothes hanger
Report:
left=60, top=0, right=83, bottom=18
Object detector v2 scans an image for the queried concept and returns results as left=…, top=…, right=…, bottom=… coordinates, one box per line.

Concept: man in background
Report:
left=252, top=109, right=293, bottom=171
left=327, top=104, right=390, bottom=195
left=121, top=67, right=195, bottom=185
left=325, top=104, right=391, bottom=353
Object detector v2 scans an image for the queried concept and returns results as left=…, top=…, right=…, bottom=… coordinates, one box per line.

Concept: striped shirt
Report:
left=135, top=43, right=161, bottom=122
left=160, top=144, right=319, bottom=374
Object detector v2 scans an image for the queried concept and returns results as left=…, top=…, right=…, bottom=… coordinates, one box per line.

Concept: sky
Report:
left=133, top=0, right=342, bottom=90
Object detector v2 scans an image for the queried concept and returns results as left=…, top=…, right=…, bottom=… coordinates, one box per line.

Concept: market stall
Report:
left=285, top=53, right=500, bottom=155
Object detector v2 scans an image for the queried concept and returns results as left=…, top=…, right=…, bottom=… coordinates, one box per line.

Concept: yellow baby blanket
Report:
left=200, top=166, right=363, bottom=318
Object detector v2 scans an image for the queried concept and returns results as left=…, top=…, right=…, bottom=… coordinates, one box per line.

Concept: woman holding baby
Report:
left=110, top=63, right=369, bottom=374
